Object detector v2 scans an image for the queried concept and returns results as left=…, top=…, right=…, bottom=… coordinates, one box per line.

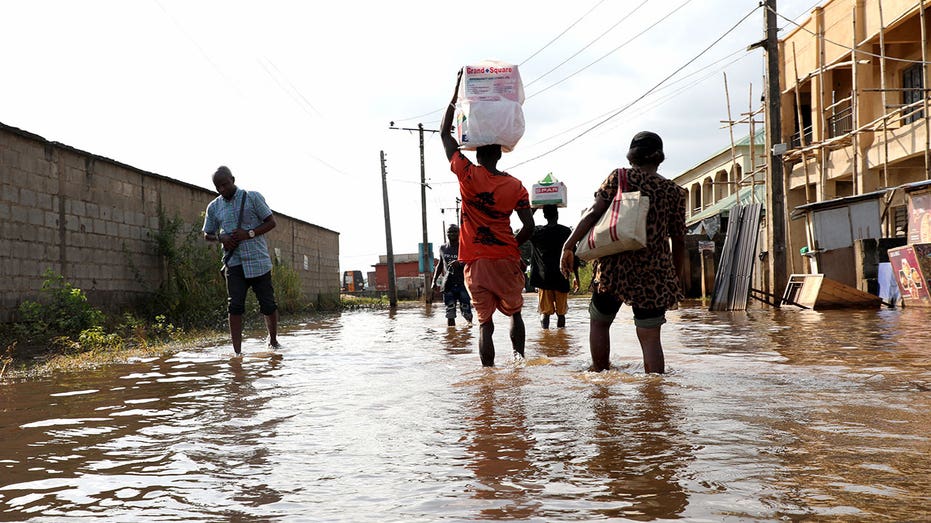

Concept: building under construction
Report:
left=775, top=0, right=931, bottom=297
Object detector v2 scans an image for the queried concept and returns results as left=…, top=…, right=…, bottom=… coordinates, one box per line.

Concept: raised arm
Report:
left=440, top=69, right=463, bottom=161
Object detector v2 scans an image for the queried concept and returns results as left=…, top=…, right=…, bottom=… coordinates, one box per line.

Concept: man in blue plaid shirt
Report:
left=203, top=166, right=280, bottom=355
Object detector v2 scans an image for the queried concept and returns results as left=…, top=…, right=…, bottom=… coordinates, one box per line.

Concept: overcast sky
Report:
left=1, top=0, right=817, bottom=274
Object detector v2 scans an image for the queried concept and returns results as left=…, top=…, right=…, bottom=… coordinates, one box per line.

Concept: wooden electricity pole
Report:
left=380, top=150, right=397, bottom=308
left=389, top=122, right=439, bottom=302
left=764, top=0, right=788, bottom=305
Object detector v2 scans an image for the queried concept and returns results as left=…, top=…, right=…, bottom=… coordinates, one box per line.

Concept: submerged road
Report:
left=1, top=295, right=930, bottom=521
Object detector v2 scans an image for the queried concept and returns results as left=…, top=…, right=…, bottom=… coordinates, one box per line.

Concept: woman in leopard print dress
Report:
left=561, top=131, right=687, bottom=373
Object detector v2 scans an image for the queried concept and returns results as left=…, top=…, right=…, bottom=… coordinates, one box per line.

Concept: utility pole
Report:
left=380, top=150, right=397, bottom=308
left=439, top=197, right=461, bottom=237
left=388, top=122, right=439, bottom=302
left=763, top=0, right=787, bottom=306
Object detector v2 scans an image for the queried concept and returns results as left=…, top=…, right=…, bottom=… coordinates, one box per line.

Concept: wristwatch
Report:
left=248, top=229, right=255, bottom=238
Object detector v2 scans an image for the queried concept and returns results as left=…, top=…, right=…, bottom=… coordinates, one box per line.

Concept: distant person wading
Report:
left=530, top=205, right=580, bottom=329
left=432, top=223, right=474, bottom=327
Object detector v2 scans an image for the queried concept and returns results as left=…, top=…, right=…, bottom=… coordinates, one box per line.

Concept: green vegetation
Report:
left=575, top=259, right=594, bottom=294
left=12, top=269, right=105, bottom=343
left=339, top=294, right=391, bottom=309
left=1, top=269, right=195, bottom=373
left=1, top=209, right=325, bottom=376
left=138, top=208, right=314, bottom=324
left=138, top=209, right=228, bottom=328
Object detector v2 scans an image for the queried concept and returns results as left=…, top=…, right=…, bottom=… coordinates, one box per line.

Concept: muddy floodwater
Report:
left=1, top=295, right=930, bottom=522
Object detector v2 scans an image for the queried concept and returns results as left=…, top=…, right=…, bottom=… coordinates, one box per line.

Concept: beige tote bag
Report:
left=575, top=169, right=649, bottom=261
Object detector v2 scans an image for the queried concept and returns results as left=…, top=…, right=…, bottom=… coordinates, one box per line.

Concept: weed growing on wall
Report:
left=2, top=270, right=191, bottom=371
left=270, top=260, right=306, bottom=314
left=135, top=208, right=228, bottom=328
left=13, top=269, right=105, bottom=343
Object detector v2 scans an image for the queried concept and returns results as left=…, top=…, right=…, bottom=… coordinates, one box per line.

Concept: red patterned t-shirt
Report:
left=450, top=151, right=530, bottom=263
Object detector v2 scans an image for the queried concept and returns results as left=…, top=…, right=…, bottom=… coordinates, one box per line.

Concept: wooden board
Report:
left=784, top=273, right=881, bottom=309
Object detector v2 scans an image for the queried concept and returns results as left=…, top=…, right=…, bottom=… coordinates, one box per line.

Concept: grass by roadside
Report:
left=0, top=326, right=223, bottom=381
left=0, top=295, right=404, bottom=381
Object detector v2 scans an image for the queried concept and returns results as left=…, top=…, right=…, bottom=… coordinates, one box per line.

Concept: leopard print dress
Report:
left=591, top=167, right=687, bottom=309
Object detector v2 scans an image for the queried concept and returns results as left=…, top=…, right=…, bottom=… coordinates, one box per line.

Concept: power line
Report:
left=396, top=0, right=612, bottom=126
left=151, top=0, right=243, bottom=98
left=506, top=5, right=760, bottom=170
left=598, top=52, right=753, bottom=137
left=519, top=46, right=750, bottom=152
left=152, top=0, right=352, bottom=179
left=769, top=3, right=931, bottom=65
left=258, top=57, right=325, bottom=118
left=524, top=0, right=650, bottom=88
left=526, top=0, right=696, bottom=101
left=520, top=0, right=608, bottom=66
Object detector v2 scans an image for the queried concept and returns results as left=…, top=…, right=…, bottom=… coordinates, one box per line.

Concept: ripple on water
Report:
left=1, top=299, right=929, bottom=521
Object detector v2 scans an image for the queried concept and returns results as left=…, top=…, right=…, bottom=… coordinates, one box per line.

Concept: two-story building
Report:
left=777, top=0, right=929, bottom=288
left=672, top=133, right=767, bottom=297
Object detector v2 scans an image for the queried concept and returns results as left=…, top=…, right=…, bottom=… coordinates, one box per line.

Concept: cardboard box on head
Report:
left=455, top=60, right=525, bottom=153
left=531, top=173, right=567, bottom=208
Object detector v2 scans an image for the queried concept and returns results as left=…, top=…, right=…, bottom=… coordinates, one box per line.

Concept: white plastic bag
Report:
left=455, top=60, right=525, bottom=152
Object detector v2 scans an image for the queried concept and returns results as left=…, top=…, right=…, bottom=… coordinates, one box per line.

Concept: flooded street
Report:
left=1, top=295, right=930, bottom=522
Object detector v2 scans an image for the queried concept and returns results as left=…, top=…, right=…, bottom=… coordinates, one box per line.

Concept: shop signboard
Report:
left=888, top=244, right=931, bottom=307
left=908, top=190, right=931, bottom=244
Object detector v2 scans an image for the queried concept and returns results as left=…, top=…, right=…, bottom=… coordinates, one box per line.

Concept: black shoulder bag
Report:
left=220, top=191, right=248, bottom=274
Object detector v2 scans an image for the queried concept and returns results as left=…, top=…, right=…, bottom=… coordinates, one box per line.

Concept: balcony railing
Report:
left=790, top=125, right=813, bottom=148
left=828, top=104, right=853, bottom=137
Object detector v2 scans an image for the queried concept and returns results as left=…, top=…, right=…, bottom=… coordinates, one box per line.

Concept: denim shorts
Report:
left=588, top=291, right=666, bottom=328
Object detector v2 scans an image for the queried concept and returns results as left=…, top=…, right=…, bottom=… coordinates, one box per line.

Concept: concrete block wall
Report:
left=0, top=122, right=340, bottom=322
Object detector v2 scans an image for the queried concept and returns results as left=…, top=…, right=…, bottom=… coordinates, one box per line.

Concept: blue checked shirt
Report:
left=203, top=188, right=273, bottom=278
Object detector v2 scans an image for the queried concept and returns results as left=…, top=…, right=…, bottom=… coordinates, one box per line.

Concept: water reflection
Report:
left=0, top=353, right=289, bottom=519
left=585, top=381, right=689, bottom=520
left=463, top=372, right=542, bottom=520
left=442, top=325, right=474, bottom=356
left=533, top=329, right=573, bottom=360
left=1, top=298, right=930, bottom=521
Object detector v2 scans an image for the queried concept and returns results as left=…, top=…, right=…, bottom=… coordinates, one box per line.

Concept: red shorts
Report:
left=464, top=258, right=525, bottom=324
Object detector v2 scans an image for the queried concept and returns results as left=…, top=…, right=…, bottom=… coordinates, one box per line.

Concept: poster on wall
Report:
left=888, top=245, right=931, bottom=306
left=908, top=190, right=931, bottom=244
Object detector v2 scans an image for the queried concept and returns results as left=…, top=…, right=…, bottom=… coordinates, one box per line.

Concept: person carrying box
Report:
left=440, top=69, right=535, bottom=367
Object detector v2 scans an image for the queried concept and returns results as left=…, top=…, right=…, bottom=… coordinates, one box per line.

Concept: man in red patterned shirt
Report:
left=441, top=70, right=535, bottom=367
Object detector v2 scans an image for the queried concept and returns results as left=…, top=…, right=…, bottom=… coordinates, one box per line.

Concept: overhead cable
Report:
left=524, top=0, right=649, bottom=87
left=520, top=46, right=749, bottom=151
left=152, top=0, right=243, bottom=97
left=393, top=1, right=612, bottom=125
left=258, top=57, right=325, bottom=119
left=506, top=6, right=760, bottom=170
left=526, top=0, right=696, bottom=101
left=520, top=0, right=608, bottom=67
